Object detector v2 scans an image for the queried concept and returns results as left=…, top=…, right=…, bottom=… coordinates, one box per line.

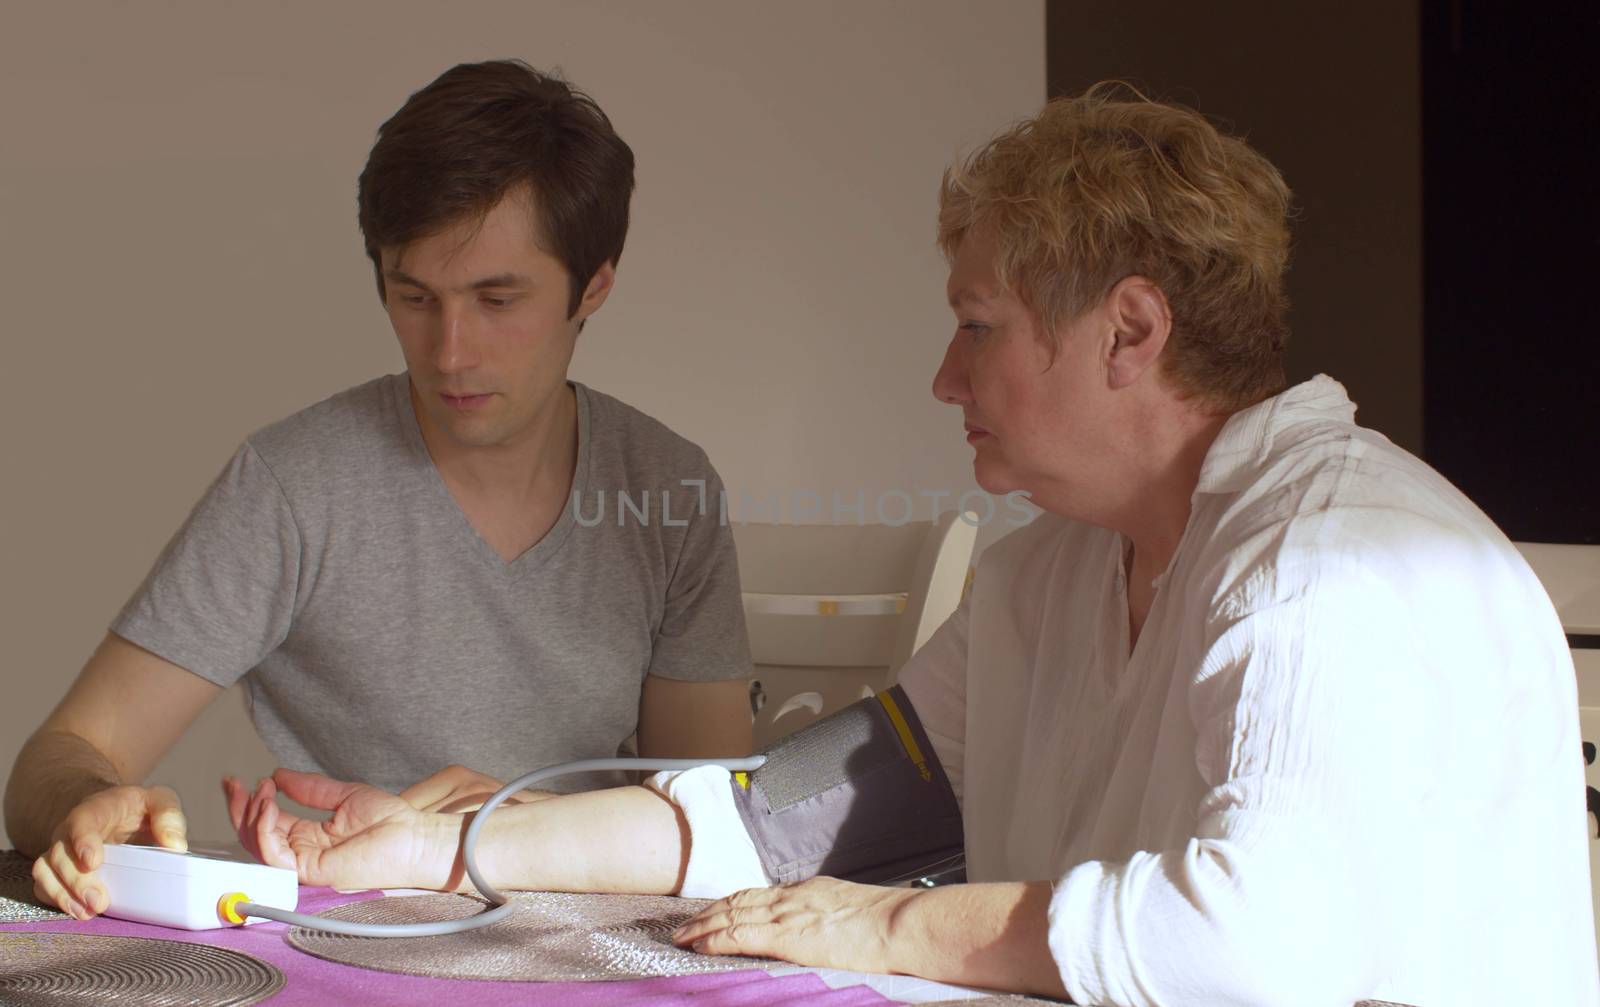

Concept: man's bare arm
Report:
left=235, top=769, right=691, bottom=896
left=5, top=633, right=219, bottom=914
left=636, top=675, right=753, bottom=759
left=239, top=771, right=1066, bottom=996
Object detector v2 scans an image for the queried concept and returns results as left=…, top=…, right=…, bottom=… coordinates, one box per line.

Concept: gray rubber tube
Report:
left=234, top=755, right=767, bottom=937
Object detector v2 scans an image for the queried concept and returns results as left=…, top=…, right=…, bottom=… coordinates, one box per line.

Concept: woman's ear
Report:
left=1103, top=276, right=1172, bottom=390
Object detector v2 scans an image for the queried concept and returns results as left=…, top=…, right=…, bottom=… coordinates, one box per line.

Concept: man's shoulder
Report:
left=243, top=374, right=406, bottom=478
left=579, top=383, right=718, bottom=484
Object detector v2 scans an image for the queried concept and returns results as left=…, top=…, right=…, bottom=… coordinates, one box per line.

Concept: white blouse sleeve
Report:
left=1048, top=561, right=1434, bottom=1007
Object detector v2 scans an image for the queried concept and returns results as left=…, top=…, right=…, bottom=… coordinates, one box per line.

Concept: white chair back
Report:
left=735, top=511, right=978, bottom=746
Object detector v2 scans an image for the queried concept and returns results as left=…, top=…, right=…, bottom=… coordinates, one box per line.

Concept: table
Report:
left=0, top=882, right=1009, bottom=1005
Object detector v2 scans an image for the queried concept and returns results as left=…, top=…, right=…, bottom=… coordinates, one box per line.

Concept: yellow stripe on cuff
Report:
left=877, top=690, right=933, bottom=783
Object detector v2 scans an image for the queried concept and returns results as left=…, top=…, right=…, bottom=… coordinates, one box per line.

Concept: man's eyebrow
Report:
left=382, top=270, right=534, bottom=292
left=383, top=269, right=431, bottom=291
left=466, top=273, right=534, bottom=290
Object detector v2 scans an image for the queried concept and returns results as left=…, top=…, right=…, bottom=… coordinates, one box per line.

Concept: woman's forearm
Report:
left=889, top=881, right=1068, bottom=999
left=440, top=785, right=692, bottom=896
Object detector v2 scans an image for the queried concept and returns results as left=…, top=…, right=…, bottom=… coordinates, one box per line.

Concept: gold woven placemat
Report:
left=287, top=890, right=774, bottom=981
left=0, top=851, right=68, bottom=924
left=0, top=931, right=284, bottom=1006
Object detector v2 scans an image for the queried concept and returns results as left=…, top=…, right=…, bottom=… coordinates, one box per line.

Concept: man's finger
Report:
left=247, top=778, right=275, bottom=834
left=59, top=792, right=138, bottom=871
left=272, top=768, right=365, bottom=810
left=222, top=776, right=248, bottom=832
left=145, top=786, right=187, bottom=851
left=286, top=832, right=335, bottom=887
left=32, top=853, right=87, bottom=919
left=398, top=765, right=477, bottom=810
left=231, top=779, right=265, bottom=864
left=257, top=798, right=295, bottom=871
left=39, top=843, right=100, bottom=919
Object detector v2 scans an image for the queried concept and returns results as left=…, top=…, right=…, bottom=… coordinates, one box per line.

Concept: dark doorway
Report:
left=1421, top=0, right=1599, bottom=543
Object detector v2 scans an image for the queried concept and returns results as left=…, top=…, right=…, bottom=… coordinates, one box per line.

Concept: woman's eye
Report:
left=960, top=322, right=991, bottom=338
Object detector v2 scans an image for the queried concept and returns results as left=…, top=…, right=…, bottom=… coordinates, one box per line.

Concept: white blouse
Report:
left=659, top=376, right=1598, bottom=1006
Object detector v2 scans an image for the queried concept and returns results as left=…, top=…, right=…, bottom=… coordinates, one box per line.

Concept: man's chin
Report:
left=425, top=409, right=506, bottom=448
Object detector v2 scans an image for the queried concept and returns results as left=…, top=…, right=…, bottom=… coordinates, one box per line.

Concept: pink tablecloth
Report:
left=0, top=885, right=895, bottom=1006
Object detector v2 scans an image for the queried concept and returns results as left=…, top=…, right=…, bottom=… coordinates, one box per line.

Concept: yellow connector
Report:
left=217, top=891, right=250, bottom=926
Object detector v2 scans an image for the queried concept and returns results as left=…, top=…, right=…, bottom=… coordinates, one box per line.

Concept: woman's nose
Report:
left=932, top=339, right=971, bottom=405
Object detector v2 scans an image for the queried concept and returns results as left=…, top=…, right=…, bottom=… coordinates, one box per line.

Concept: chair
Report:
left=1514, top=541, right=1600, bottom=965
left=734, top=510, right=978, bottom=747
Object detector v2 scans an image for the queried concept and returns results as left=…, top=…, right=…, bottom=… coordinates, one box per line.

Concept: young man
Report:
left=9, top=61, right=754, bottom=919
left=225, top=87, right=1595, bottom=1005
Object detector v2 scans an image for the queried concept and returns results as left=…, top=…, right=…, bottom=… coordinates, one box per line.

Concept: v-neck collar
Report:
left=1104, top=525, right=1184, bottom=687
left=390, top=373, right=591, bottom=582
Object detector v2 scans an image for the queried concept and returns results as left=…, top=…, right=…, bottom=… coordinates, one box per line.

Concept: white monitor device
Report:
left=99, top=844, right=298, bottom=930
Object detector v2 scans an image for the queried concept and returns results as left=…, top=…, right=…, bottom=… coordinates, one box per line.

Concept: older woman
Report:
left=227, top=89, right=1595, bottom=1006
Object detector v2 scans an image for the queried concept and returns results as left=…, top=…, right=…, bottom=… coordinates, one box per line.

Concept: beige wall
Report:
left=0, top=2, right=1044, bottom=843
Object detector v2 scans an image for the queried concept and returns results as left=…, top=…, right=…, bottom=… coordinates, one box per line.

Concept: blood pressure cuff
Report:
left=729, top=685, right=964, bottom=885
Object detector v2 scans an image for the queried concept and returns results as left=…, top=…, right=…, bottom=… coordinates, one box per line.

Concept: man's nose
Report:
left=433, top=304, right=480, bottom=373
left=931, top=338, right=971, bottom=406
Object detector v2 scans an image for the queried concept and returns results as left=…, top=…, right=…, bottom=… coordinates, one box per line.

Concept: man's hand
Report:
left=30, top=785, right=187, bottom=920
left=671, top=877, right=919, bottom=973
left=223, top=770, right=462, bottom=892
left=394, top=764, right=551, bottom=813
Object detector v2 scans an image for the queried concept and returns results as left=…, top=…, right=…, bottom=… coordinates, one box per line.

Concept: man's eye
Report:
left=399, top=293, right=431, bottom=307
left=482, top=296, right=515, bottom=309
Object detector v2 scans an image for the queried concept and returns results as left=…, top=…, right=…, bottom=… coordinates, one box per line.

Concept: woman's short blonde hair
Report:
left=938, top=84, right=1293, bottom=413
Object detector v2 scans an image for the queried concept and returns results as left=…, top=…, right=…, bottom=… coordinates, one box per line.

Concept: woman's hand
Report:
left=671, top=877, right=920, bottom=974
left=674, top=878, right=1069, bottom=998
left=223, top=770, right=463, bottom=891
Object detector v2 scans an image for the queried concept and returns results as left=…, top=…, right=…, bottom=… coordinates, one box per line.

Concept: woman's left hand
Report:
left=671, top=877, right=920, bottom=974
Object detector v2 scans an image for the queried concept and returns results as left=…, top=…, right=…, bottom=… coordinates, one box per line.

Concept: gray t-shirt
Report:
left=112, top=375, right=751, bottom=792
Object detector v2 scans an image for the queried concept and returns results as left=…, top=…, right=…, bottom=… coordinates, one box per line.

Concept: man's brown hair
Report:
left=358, top=60, right=635, bottom=317
left=939, top=83, right=1293, bottom=413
